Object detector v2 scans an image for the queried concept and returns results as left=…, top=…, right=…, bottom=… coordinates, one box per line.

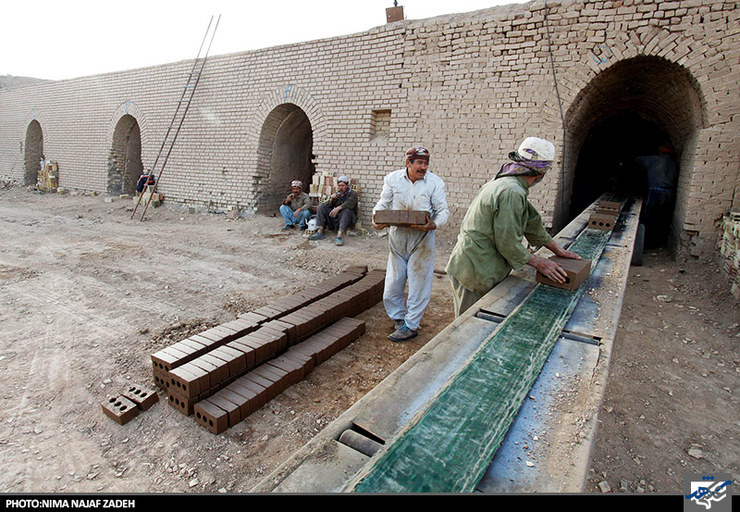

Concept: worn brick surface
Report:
left=193, top=399, right=229, bottom=434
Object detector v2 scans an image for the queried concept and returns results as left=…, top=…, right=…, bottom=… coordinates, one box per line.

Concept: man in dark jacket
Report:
left=309, top=176, right=359, bottom=246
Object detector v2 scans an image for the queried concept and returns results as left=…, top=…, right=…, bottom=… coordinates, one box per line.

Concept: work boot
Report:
left=389, top=325, right=418, bottom=342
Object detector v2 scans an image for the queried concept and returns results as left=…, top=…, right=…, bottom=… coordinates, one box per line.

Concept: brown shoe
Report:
left=389, top=325, right=417, bottom=342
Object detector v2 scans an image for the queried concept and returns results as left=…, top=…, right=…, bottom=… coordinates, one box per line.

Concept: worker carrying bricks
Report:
left=309, top=176, right=359, bottom=246
left=372, top=146, right=449, bottom=342
left=279, top=179, right=311, bottom=231
left=445, top=137, right=581, bottom=317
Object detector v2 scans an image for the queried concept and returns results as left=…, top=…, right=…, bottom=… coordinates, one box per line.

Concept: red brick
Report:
left=588, top=213, right=617, bottom=231
left=207, top=394, right=242, bottom=427
left=211, top=345, right=247, bottom=377
left=231, top=376, right=269, bottom=409
left=536, top=257, right=592, bottom=291
left=242, top=372, right=279, bottom=401
left=102, top=395, right=139, bottom=425
left=167, top=392, right=197, bottom=416
left=217, top=388, right=252, bottom=421
left=169, top=363, right=208, bottom=398
left=194, top=399, right=229, bottom=434
left=225, top=340, right=257, bottom=369
left=224, top=381, right=259, bottom=413
left=150, top=346, right=190, bottom=373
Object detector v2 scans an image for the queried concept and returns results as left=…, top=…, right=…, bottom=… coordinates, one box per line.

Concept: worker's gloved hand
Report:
left=528, top=255, right=568, bottom=284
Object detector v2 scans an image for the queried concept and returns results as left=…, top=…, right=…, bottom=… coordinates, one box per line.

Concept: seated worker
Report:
left=308, top=176, right=358, bottom=246
left=279, top=180, right=311, bottom=231
left=136, top=170, right=156, bottom=195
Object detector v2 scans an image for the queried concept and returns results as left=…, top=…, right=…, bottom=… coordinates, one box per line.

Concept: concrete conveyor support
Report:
left=251, top=194, right=642, bottom=494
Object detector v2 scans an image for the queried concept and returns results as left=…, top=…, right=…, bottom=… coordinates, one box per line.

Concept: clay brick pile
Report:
left=587, top=200, right=621, bottom=231
left=150, top=265, right=386, bottom=434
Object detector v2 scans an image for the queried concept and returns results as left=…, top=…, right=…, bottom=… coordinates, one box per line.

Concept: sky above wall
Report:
left=0, top=0, right=527, bottom=81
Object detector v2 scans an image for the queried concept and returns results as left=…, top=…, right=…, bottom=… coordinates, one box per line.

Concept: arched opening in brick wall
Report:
left=24, top=120, right=43, bottom=186
left=254, top=103, right=315, bottom=213
left=563, top=56, right=705, bottom=251
left=108, top=114, right=143, bottom=196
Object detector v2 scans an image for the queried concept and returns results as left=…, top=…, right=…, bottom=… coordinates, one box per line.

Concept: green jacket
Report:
left=445, top=176, right=553, bottom=295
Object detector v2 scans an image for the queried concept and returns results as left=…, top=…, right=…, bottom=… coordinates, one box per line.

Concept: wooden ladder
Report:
left=132, top=15, right=220, bottom=221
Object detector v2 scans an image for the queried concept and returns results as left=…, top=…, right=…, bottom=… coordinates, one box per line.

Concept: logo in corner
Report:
left=684, top=474, right=732, bottom=512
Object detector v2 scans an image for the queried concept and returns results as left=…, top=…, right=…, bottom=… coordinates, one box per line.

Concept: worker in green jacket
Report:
left=445, top=137, right=581, bottom=317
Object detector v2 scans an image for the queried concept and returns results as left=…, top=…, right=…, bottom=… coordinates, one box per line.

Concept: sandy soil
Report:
left=0, top=186, right=736, bottom=494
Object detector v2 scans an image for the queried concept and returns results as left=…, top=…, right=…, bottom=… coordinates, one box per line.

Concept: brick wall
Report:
left=0, top=0, right=737, bottom=260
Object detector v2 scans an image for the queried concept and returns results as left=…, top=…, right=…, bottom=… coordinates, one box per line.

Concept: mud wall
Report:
left=0, top=0, right=737, bottom=260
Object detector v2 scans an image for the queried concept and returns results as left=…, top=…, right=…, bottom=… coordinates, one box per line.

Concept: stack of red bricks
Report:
left=587, top=200, right=621, bottom=231
left=150, top=265, right=386, bottom=434
left=373, top=209, right=428, bottom=226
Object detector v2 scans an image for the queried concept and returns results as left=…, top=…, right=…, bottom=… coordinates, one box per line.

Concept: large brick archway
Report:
left=254, top=103, right=315, bottom=214
left=24, top=120, right=44, bottom=186
left=247, top=86, right=326, bottom=213
left=108, top=114, right=143, bottom=196
left=562, top=56, right=705, bottom=253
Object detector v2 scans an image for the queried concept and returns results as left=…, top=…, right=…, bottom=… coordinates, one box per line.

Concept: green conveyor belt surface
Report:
left=351, top=227, right=613, bottom=493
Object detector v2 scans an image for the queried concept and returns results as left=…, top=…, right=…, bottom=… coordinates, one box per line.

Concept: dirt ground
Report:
left=0, top=186, right=737, bottom=494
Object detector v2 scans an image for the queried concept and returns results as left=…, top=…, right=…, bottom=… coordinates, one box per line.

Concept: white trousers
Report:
left=383, top=227, right=435, bottom=331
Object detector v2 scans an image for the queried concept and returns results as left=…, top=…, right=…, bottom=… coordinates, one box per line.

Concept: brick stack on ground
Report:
left=150, top=265, right=385, bottom=434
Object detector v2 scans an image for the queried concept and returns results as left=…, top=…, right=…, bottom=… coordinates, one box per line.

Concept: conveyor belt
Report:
left=350, top=226, right=613, bottom=493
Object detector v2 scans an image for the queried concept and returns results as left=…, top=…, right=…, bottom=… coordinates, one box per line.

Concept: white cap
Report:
left=515, top=137, right=556, bottom=162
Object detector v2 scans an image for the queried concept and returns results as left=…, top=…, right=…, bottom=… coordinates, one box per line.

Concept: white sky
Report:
left=0, top=0, right=527, bottom=81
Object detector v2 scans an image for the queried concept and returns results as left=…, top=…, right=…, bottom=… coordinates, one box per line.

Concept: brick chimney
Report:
left=386, top=3, right=404, bottom=23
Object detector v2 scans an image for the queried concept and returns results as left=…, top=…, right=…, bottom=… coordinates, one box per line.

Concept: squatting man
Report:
left=279, top=180, right=311, bottom=231
left=309, top=175, right=359, bottom=246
